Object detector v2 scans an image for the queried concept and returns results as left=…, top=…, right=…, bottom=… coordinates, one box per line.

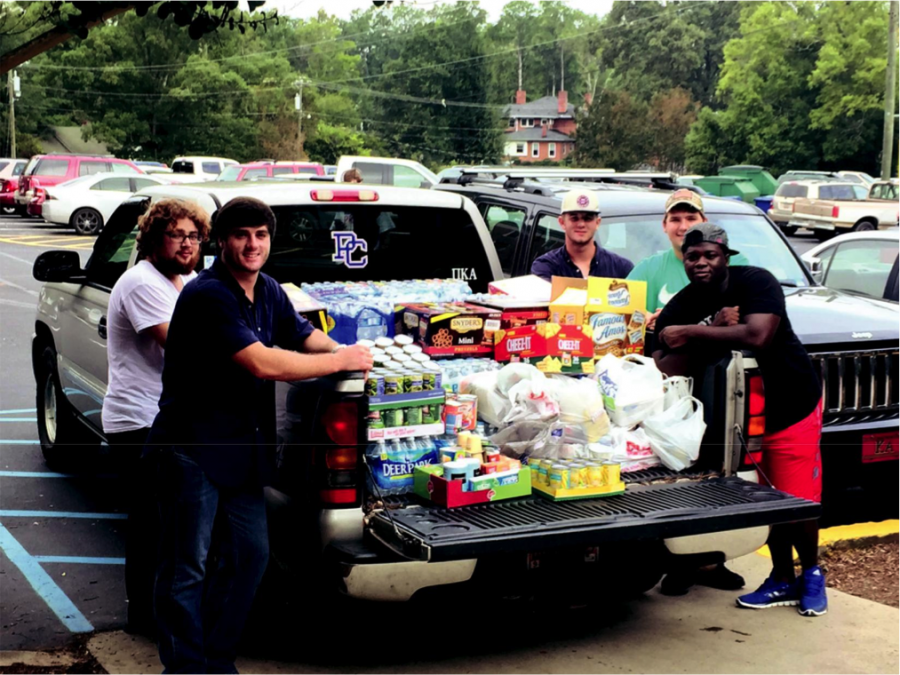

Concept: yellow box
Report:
left=586, top=277, right=647, bottom=314
left=585, top=278, right=648, bottom=358
left=549, top=287, right=587, bottom=325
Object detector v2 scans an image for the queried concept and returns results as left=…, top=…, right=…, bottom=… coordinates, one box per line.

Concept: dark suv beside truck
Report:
left=32, top=180, right=890, bottom=603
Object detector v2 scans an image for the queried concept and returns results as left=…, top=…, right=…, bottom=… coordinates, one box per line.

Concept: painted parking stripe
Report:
left=0, top=523, right=93, bottom=632
left=0, top=510, right=127, bottom=520
left=0, top=409, right=37, bottom=414
left=0, top=418, right=37, bottom=422
left=33, top=556, right=125, bottom=565
left=0, top=471, right=73, bottom=478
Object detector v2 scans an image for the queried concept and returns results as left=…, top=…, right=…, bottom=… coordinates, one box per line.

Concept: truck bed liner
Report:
left=369, top=477, right=819, bottom=561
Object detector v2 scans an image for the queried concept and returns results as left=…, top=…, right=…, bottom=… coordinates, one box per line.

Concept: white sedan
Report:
left=41, top=172, right=172, bottom=235
left=802, top=229, right=899, bottom=303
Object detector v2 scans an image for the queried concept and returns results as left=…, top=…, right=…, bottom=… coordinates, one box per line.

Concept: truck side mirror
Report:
left=33, top=250, right=87, bottom=283
left=806, top=258, right=824, bottom=284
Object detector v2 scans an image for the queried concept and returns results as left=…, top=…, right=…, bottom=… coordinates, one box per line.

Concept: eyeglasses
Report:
left=165, top=231, right=202, bottom=245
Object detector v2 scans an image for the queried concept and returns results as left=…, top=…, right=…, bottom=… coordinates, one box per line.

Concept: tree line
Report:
left=0, top=1, right=895, bottom=176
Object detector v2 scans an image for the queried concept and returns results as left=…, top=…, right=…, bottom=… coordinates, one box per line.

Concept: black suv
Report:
left=434, top=175, right=899, bottom=507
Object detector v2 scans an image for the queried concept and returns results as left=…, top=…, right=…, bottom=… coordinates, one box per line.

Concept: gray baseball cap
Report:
left=681, top=223, right=740, bottom=256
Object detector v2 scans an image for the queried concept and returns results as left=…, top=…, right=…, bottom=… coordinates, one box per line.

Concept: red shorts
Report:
left=760, top=401, right=823, bottom=503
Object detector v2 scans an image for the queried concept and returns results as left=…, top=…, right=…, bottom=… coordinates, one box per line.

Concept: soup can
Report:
left=365, top=372, right=384, bottom=397
left=383, top=373, right=402, bottom=396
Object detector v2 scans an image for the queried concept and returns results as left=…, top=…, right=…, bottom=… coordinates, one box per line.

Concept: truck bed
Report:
left=368, top=476, right=819, bottom=562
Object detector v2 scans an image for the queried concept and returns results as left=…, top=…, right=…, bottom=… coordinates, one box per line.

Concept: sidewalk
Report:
left=80, top=550, right=899, bottom=674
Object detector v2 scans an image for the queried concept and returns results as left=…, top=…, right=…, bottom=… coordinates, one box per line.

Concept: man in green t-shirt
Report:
left=628, top=189, right=749, bottom=330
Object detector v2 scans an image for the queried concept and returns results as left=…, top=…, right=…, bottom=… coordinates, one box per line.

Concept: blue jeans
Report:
left=154, top=448, right=268, bottom=674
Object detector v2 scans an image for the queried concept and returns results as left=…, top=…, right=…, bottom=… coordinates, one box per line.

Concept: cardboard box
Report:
left=549, top=287, right=587, bottom=325
left=414, top=465, right=532, bottom=508
left=468, top=297, right=550, bottom=330
left=532, top=480, right=626, bottom=501
left=585, top=278, right=648, bottom=358
left=487, top=274, right=552, bottom=301
left=494, top=323, right=595, bottom=374
left=400, top=302, right=501, bottom=356
left=281, top=282, right=330, bottom=334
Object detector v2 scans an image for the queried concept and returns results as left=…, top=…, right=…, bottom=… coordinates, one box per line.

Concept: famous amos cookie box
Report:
left=585, top=278, right=648, bottom=358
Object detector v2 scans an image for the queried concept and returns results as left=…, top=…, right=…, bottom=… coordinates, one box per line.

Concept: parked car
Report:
left=335, top=155, right=438, bottom=187
left=770, top=181, right=868, bottom=235
left=836, top=171, right=876, bottom=185
left=32, top=181, right=827, bottom=606
left=790, top=179, right=900, bottom=239
left=324, top=165, right=337, bottom=176
left=133, top=161, right=172, bottom=175
left=777, top=170, right=841, bottom=184
left=0, top=158, right=28, bottom=215
left=169, top=156, right=238, bottom=182
left=216, top=161, right=325, bottom=181
left=15, top=154, right=144, bottom=217
left=41, top=172, right=173, bottom=235
left=801, top=230, right=899, bottom=304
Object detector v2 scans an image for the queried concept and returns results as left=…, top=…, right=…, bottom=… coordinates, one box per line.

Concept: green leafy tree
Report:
left=573, top=89, right=649, bottom=170
left=646, top=87, right=698, bottom=171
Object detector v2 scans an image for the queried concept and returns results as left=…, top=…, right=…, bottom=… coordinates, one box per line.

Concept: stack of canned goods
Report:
left=360, top=336, right=444, bottom=398
left=527, top=457, right=621, bottom=490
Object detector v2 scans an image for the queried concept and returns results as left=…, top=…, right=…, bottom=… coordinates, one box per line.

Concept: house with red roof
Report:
left=502, top=89, right=583, bottom=163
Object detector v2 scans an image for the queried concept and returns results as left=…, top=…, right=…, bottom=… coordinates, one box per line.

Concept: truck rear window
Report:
left=260, top=205, right=494, bottom=292
left=172, top=160, right=194, bottom=174
left=776, top=184, right=807, bottom=198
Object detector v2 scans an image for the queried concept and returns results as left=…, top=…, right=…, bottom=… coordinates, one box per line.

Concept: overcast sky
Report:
left=258, top=0, right=614, bottom=23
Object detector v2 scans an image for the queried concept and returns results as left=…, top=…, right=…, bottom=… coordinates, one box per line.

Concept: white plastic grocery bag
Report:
left=596, top=354, right=665, bottom=427
left=663, top=376, right=693, bottom=411
left=642, top=397, right=707, bottom=471
left=548, top=375, right=610, bottom=442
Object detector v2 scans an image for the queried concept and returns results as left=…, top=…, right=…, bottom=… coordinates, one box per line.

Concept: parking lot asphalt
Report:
left=0, top=215, right=895, bottom=671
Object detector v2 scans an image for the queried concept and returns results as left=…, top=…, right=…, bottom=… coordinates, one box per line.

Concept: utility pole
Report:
left=293, top=77, right=311, bottom=159
left=7, top=70, right=16, bottom=158
left=881, top=0, right=898, bottom=179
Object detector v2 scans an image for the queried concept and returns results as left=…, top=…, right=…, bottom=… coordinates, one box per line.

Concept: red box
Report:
left=468, top=298, right=550, bottom=330
left=862, top=431, right=899, bottom=464
left=494, top=323, right=595, bottom=374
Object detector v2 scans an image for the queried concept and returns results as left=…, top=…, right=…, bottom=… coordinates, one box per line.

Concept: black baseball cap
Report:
left=681, top=223, right=740, bottom=256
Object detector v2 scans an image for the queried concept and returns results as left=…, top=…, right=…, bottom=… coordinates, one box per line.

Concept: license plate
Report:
left=862, top=431, right=899, bottom=464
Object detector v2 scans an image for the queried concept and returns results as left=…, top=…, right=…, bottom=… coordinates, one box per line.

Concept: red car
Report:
left=0, top=158, right=28, bottom=215
left=216, top=161, right=325, bottom=181
left=16, top=154, right=144, bottom=217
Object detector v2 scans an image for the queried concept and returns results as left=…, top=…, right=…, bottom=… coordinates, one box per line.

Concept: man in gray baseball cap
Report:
left=652, top=222, right=828, bottom=618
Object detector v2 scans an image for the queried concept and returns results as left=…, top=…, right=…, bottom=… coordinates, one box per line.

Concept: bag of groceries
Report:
left=596, top=354, right=665, bottom=427
left=643, top=396, right=706, bottom=471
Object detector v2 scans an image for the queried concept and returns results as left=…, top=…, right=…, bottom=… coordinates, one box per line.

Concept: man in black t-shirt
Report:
left=654, top=223, right=828, bottom=618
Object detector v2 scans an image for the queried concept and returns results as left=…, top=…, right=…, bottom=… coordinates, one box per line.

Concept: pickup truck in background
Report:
left=334, top=155, right=438, bottom=187
left=33, top=181, right=893, bottom=606
left=769, top=181, right=868, bottom=236
left=790, top=179, right=900, bottom=240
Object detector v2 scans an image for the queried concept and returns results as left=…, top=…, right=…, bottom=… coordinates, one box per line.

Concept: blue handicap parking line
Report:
left=0, top=509, right=127, bottom=520
left=0, top=522, right=94, bottom=632
left=33, top=555, right=125, bottom=565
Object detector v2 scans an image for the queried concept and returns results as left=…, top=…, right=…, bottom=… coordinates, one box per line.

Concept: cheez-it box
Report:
left=494, top=323, right=595, bottom=374
left=585, top=278, right=648, bottom=358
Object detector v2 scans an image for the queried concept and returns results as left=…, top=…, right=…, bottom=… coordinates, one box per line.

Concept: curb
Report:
left=755, top=519, right=899, bottom=560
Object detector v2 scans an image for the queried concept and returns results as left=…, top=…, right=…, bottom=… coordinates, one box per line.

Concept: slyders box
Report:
left=400, top=302, right=501, bottom=356
left=585, top=278, right=648, bottom=358
left=494, top=323, right=595, bottom=374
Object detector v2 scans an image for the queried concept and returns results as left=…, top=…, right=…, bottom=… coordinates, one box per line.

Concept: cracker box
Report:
left=400, top=302, right=501, bottom=356
left=468, top=297, right=550, bottom=330
left=585, top=278, right=648, bottom=358
left=494, top=323, right=595, bottom=374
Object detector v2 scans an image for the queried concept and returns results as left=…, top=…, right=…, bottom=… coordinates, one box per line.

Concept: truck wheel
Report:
left=71, top=208, right=103, bottom=235
left=852, top=220, right=876, bottom=232
left=36, top=345, right=96, bottom=468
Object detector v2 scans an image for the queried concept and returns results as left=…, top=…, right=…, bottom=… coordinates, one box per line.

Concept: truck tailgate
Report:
left=368, top=477, right=819, bottom=562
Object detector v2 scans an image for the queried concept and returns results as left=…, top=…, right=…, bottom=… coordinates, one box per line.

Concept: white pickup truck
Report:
left=789, top=179, right=900, bottom=240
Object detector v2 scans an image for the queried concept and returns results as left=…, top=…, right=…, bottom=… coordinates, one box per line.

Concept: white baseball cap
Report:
left=560, top=189, right=601, bottom=215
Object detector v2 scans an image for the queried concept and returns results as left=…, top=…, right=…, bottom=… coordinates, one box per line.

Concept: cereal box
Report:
left=585, top=278, right=648, bottom=358
left=494, top=323, right=595, bottom=374
left=399, top=302, right=501, bottom=356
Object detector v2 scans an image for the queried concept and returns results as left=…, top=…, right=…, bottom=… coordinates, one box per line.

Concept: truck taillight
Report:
left=0, top=179, right=9, bottom=193
left=831, top=205, right=839, bottom=218
left=741, top=374, right=766, bottom=470
left=317, top=401, right=362, bottom=508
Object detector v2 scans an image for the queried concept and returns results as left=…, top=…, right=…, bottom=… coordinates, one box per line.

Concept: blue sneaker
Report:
left=798, top=566, right=828, bottom=616
left=736, top=575, right=799, bottom=609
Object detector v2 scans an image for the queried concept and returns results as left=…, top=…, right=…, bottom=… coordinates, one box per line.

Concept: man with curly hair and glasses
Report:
left=101, top=198, right=211, bottom=636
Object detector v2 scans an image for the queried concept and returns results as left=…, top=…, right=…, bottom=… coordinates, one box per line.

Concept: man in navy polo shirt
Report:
left=531, top=188, right=633, bottom=281
left=148, top=197, right=373, bottom=673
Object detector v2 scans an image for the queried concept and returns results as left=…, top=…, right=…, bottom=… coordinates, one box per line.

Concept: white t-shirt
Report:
left=101, top=260, right=196, bottom=433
